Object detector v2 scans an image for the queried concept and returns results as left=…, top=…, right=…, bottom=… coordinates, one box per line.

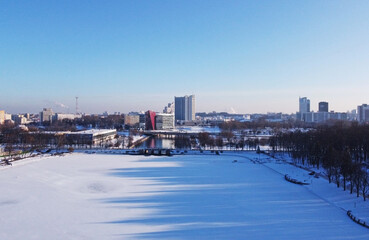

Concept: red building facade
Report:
left=145, top=110, right=156, bottom=130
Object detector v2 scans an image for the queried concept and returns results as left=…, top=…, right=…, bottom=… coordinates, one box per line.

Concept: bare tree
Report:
left=361, top=171, right=369, bottom=201
left=216, top=137, right=223, bottom=150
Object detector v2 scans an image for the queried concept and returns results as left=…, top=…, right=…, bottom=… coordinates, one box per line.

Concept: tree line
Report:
left=269, top=123, right=369, bottom=201
left=38, top=115, right=125, bottom=131
left=197, top=131, right=267, bottom=150
left=0, top=123, right=124, bottom=159
left=218, top=118, right=307, bottom=131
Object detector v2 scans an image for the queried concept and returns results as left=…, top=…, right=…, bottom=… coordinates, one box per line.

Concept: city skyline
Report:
left=0, top=94, right=366, bottom=116
left=1, top=1, right=369, bottom=114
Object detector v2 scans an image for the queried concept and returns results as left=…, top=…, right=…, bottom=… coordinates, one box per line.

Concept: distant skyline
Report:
left=1, top=1, right=369, bottom=114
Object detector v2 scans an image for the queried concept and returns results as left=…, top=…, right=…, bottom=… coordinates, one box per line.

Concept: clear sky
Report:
left=1, top=0, right=369, bottom=114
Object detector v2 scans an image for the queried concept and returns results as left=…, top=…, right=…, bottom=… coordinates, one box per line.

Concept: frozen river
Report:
left=0, top=153, right=368, bottom=239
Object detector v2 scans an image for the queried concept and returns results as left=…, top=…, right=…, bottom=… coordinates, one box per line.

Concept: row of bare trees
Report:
left=1, top=126, right=89, bottom=158
left=197, top=131, right=267, bottom=150
left=75, top=115, right=125, bottom=130
left=38, top=115, right=125, bottom=131
left=218, top=118, right=308, bottom=132
left=269, top=123, right=369, bottom=201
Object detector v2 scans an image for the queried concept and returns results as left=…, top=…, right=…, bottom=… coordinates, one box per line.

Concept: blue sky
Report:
left=1, top=0, right=369, bottom=114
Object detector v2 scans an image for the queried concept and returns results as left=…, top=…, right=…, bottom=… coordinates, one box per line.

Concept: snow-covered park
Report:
left=1, top=152, right=369, bottom=239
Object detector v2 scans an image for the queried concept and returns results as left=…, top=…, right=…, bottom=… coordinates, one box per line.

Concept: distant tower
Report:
left=318, top=102, right=329, bottom=112
left=357, top=104, right=369, bottom=122
left=297, top=97, right=310, bottom=121
left=299, top=97, right=310, bottom=113
left=174, top=95, right=195, bottom=122
left=40, top=108, right=53, bottom=123
left=75, top=97, right=79, bottom=115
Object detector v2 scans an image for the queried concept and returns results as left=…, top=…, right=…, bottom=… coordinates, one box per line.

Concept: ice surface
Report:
left=0, top=152, right=368, bottom=239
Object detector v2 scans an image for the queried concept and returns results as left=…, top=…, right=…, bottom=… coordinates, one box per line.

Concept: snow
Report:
left=175, top=126, right=221, bottom=133
left=259, top=153, right=369, bottom=224
left=72, top=129, right=117, bottom=136
left=1, top=152, right=369, bottom=239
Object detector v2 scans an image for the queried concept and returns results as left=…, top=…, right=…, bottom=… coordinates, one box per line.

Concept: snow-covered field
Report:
left=1, top=153, right=369, bottom=239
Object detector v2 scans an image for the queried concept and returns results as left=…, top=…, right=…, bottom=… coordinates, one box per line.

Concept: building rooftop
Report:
left=71, top=129, right=116, bottom=136
left=39, top=129, right=117, bottom=136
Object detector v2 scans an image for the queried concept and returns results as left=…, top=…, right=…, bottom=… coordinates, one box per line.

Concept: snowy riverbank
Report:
left=1, top=152, right=369, bottom=239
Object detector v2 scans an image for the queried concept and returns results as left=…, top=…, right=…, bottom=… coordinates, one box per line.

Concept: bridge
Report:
left=140, top=130, right=272, bottom=140
left=140, top=130, right=203, bottom=138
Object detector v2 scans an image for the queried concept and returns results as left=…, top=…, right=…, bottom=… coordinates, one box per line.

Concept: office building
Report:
left=299, top=97, right=310, bottom=113
left=0, top=110, right=4, bottom=124
left=38, top=129, right=117, bottom=146
left=296, top=98, right=350, bottom=123
left=358, top=104, right=369, bottom=123
left=65, top=129, right=116, bottom=145
left=124, top=114, right=140, bottom=126
left=54, top=113, right=78, bottom=121
left=139, top=114, right=146, bottom=129
left=145, top=111, right=156, bottom=130
left=40, top=108, right=54, bottom=123
left=297, top=97, right=310, bottom=121
left=11, top=114, right=28, bottom=125
left=303, top=111, right=348, bottom=123
left=163, top=102, right=175, bottom=114
left=347, top=109, right=357, bottom=121
left=2, top=113, right=12, bottom=123
left=156, top=113, right=174, bottom=130
left=174, top=95, right=195, bottom=122
left=318, top=102, right=329, bottom=112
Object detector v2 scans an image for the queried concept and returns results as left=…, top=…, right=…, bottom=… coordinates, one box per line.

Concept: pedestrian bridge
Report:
left=141, top=130, right=201, bottom=138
